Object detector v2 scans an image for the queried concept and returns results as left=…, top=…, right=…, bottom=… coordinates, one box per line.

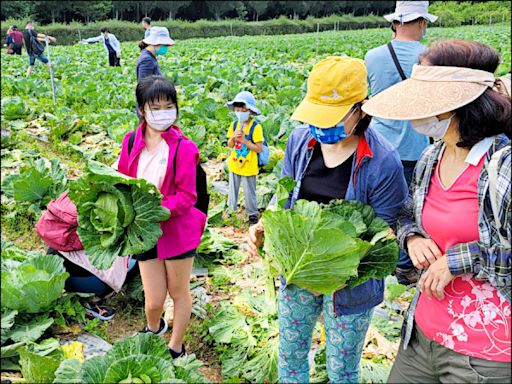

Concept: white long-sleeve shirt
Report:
left=84, top=33, right=121, bottom=56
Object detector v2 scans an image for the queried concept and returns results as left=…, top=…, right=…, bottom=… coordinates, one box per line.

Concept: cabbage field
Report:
left=1, top=24, right=510, bottom=383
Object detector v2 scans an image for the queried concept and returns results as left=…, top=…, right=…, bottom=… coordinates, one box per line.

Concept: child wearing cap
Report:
left=226, top=91, right=264, bottom=225
left=247, top=56, right=408, bottom=382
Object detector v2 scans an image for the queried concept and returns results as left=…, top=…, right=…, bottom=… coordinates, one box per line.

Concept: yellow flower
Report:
left=61, top=341, right=85, bottom=362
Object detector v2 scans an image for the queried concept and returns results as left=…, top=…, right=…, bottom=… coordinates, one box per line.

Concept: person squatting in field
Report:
left=248, top=56, right=408, bottom=383
left=115, top=75, right=206, bottom=359
left=364, top=39, right=512, bottom=383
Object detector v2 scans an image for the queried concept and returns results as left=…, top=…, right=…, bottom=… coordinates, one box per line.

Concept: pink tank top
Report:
left=416, top=154, right=511, bottom=362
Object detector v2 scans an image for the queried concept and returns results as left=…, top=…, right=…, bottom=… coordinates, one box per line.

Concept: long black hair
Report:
left=352, top=102, right=372, bottom=136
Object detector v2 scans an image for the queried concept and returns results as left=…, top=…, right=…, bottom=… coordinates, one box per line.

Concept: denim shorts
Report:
left=135, top=247, right=196, bottom=262
left=29, top=53, right=49, bottom=66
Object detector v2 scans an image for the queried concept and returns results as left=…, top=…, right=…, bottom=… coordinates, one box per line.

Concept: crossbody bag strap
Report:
left=127, top=131, right=135, bottom=155
left=173, top=138, right=183, bottom=180
left=487, top=146, right=510, bottom=247
left=387, top=42, right=407, bottom=81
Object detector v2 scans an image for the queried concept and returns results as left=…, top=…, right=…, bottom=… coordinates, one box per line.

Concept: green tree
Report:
left=206, top=1, right=239, bottom=21
left=33, top=0, right=70, bottom=23
left=246, top=1, right=269, bottom=21
left=71, top=1, right=112, bottom=23
left=140, top=0, right=156, bottom=17
left=1, top=1, right=34, bottom=20
left=235, top=2, right=248, bottom=20
left=111, top=1, right=134, bottom=20
left=279, top=1, right=310, bottom=19
left=155, top=0, right=191, bottom=20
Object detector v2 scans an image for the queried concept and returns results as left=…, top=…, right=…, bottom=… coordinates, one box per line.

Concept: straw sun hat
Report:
left=362, top=64, right=498, bottom=120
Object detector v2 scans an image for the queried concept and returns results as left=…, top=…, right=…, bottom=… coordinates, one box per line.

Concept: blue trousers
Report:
left=278, top=284, right=373, bottom=383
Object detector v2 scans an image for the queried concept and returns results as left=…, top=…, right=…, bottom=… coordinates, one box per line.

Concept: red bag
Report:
left=35, top=191, right=83, bottom=251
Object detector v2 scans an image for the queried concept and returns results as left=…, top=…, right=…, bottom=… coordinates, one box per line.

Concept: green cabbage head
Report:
left=1, top=254, right=69, bottom=313
left=262, top=198, right=399, bottom=295
left=68, top=161, right=170, bottom=270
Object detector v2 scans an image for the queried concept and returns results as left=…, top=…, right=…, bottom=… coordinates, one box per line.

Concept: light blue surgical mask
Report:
left=155, top=45, right=168, bottom=55
left=235, top=111, right=250, bottom=122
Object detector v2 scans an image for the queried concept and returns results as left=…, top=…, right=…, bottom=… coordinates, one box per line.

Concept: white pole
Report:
left=45, top=36, right=57, bottom=105
left=77, top=25, right=81, bottom=41
left=316, top=22, right=319, bottom=55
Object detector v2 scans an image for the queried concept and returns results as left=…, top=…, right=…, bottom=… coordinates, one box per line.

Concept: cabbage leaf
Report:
left=262, top=198, right=399, bottom=294
left=68, top=160, right=170, bottom=270
left=1, top=254, right=69, bottom=313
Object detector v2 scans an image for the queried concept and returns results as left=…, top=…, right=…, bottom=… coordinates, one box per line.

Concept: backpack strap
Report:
left=487, top=146, right=510, bottom=248
left=248, top=120, right=259, bottom=142
left=173, top=138, right=183, bottom=180
left=387, top=42, right=407, bottom=81
left=127, top=131, right=135, bottom=155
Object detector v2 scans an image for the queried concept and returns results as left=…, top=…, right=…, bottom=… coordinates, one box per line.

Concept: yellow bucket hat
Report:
left=291, top=56, right=368, bottom=128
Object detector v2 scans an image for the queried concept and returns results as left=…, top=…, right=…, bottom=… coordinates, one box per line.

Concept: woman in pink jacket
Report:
left=117, top=75, right=206, bottom=358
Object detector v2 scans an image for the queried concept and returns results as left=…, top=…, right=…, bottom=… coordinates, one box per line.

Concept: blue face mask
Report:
left=309, top=123, right=348, bottom=144
left=235, top=111, right=250, bottom=122
left=309, top=107, right=360, bottom=144
left=155, top=45, right=168, bottom=55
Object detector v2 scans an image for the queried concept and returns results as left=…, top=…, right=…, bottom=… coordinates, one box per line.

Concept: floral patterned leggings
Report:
left=278, top=284, right=373, bottom=383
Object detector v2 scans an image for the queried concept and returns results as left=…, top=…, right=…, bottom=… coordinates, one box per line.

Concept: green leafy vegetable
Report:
left=1, top=158, right=67, bottom=209
left=1, top=96, right=30, bottom=120
left=209, top=288, right=278, bottom=382
left=262, top=199, right=399, bottom=294
left=67, top=333, right=208, bottom=383
left=19, top=338, right=64, bottom=384
left=197, top=227, right=236, bottom=256
left=1, top=254, right=69, bottom=313
left=53, top=358, right=82, bottom=384
left=68, top=160, right=170, bottom=270
left=8, top=317, right=54, bottom=344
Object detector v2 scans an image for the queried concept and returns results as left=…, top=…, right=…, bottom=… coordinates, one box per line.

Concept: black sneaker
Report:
left=83, top=302, right=115, bottom=321
left=139, top=318, right=168, bottom=336
left=248, top=215, right=259, bottom=225
left=395, top=266, right=419, bottom=287
left=168, top=344, right=186, bottom=359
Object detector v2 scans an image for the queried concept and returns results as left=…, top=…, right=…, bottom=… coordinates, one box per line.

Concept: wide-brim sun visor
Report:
left=362, top=64, right=493, bottom=121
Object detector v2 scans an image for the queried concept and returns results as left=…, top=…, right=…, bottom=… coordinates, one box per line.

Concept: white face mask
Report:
left=145, top=109, right=177, bottom=131
left=411, top=113, right=455, bottom=139
left=235, top=111, right=250, bottom=122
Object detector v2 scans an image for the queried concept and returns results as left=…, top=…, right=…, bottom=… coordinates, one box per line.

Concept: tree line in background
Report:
left=1, top=1, right=508, bottom=25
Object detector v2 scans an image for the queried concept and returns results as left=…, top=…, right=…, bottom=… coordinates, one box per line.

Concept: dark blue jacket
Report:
left=135, top=49, right=163, bottom=116
left=280, top=125, right=408, bottom=315
left=136, top=49, right=162, bottom=81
